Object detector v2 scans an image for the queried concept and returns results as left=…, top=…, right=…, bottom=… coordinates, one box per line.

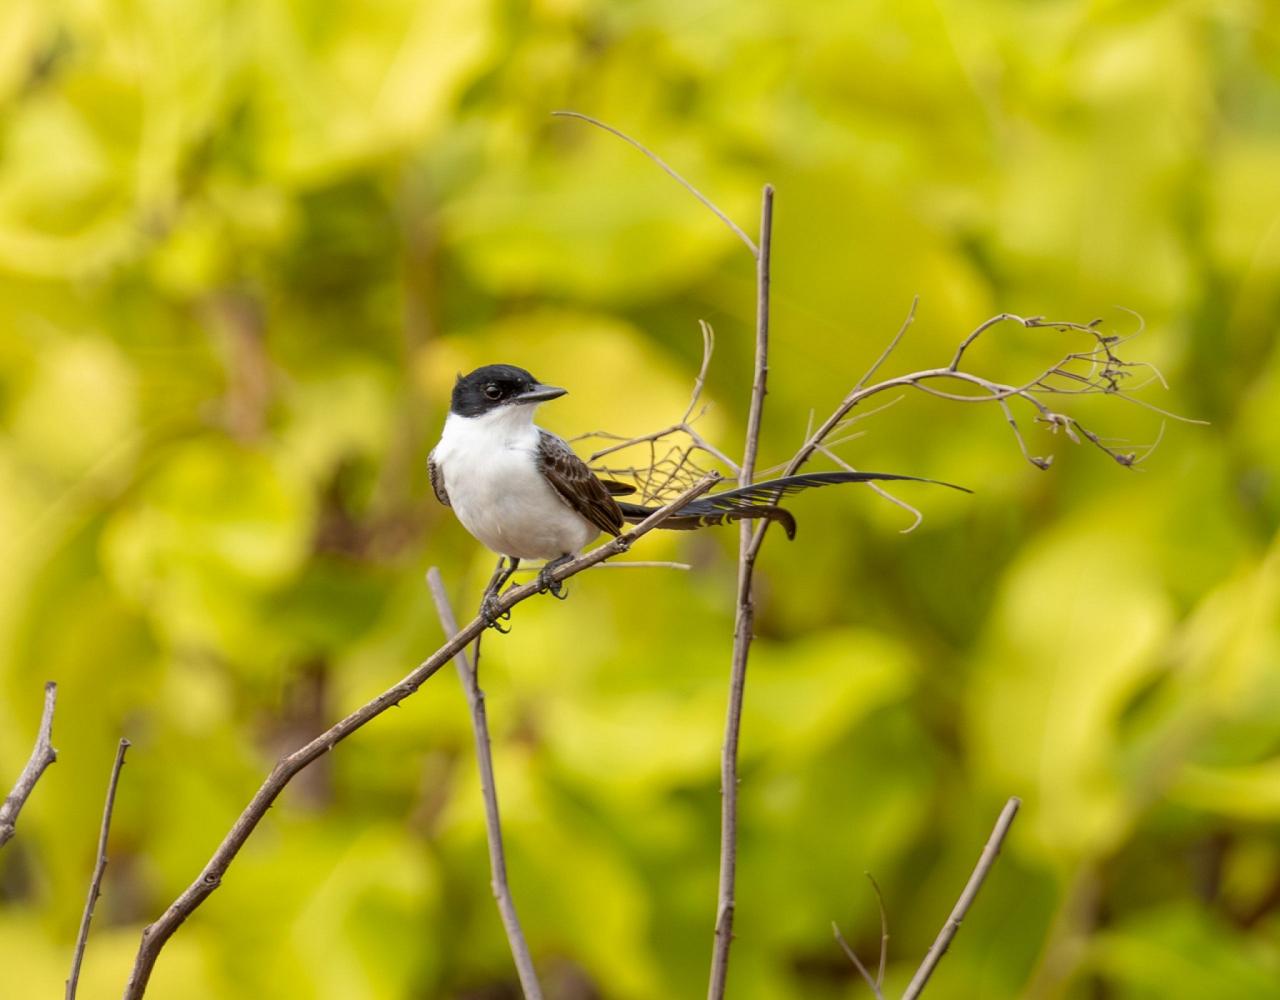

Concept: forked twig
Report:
left=427, top=569, right=542, bottom=1000
left=67, top=738, right=130, bottom=1000
left=832, top=872, right=890, bottom=998
left=0, top=681, right=58, bottom=851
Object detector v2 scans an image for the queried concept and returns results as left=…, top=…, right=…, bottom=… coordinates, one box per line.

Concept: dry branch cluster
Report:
left=581, top=307, right=1171, bottom=521
left=0, top=114, right=1187, bottom=1000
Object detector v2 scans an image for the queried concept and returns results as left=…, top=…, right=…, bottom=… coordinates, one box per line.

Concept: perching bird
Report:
left=428, top=364, right=966, bottom=621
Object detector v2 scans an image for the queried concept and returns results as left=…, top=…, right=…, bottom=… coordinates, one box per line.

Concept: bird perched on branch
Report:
left=429, top=364, right=966, bottom=623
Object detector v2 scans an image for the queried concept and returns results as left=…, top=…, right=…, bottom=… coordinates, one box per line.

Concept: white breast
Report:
left=432, top=407, right=599, bottom=561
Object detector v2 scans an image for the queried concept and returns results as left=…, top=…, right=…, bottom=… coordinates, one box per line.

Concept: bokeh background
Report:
left=2, top=1, right=1279, bottom=998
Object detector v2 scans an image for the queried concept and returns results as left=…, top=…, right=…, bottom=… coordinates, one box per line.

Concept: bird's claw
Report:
left=536, top=567, right=568, bottom=600
left=480, top=593, right=511, bottom=632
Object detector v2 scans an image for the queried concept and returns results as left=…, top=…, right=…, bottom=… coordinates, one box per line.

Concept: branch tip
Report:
left=0, top=681, right=59, bottom=852
left=901, top=796, right=1021, bottom=1000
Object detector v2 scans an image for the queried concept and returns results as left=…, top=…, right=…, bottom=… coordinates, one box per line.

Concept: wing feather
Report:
left=537, top=432, right=625, bottom=537
left=703, top=471, right=970, bottom=509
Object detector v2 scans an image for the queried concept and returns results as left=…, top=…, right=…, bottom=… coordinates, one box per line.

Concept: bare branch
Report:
left=778, top=310, right=1191, bottom=487
left=709, top=182, right=774, bottom=1000
left=67, top=738, right=130, bottom=1000
left=122, top=472, right=720, bottom=999
left=426, top=569, right=542, bottom=1000
left=0, top=681, right=58, bottom=851
left=901, top=796, right=1021, bottom=1000
left=947, top=311, right=1024, bottom=371
left=551, top=111, right=759, bottom=257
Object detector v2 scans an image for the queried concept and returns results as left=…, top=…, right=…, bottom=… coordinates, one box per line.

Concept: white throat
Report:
left=445, top=401, right=540, bottom=443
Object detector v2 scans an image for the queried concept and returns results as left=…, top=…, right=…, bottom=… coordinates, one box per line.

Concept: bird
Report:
left=428, top=364, right=967, bottom=624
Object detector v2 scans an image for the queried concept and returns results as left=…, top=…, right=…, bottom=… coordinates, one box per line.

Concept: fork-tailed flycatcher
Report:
left=429, top=364, right=967, bottom=623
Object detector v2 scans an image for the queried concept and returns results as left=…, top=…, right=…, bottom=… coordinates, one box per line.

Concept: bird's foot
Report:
left=536, top=555, right=574, bottom=600
left=535, top=568, right=567, bottom=600
left=480, top=591, right=512, bottom=632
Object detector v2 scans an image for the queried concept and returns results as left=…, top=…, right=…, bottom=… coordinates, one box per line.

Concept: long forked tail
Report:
left=615, top=471, right=971, bottom=539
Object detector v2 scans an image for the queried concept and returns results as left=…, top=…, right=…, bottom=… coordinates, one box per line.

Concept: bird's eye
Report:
left=483, top=384, right=502, bottom=400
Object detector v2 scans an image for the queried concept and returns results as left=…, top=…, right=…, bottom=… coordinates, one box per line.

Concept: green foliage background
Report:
left=2, top=1, right=1278, bottom=997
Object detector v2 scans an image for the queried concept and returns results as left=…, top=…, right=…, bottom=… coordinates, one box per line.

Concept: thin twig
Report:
left=832, top=921, right=884, bottom=999
left=0, top=681, right=58, bottom=850
left=67, top=738, right=130, bottom=1000
left=708, top=183, right=774, bottom=1000
left=426, top=569, right=542, bottom=1000
left=122, top=472, right=720, bottom=999
left=551, top=111, right=759, bottom=257
left=831, top=871, right=889, bottom=997
left=901, top=796, right=1021, bottom=1000
left=855, top=296, right=918, bottom=391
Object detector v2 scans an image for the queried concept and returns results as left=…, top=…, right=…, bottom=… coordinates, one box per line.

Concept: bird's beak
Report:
left=516, top=383, right=568, bottom=403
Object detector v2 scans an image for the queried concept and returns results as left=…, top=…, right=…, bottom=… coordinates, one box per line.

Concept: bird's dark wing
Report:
left=427, top=452, right=449, bottom=507
left=705, top=470, right=970, bottom=508
left=601, top=480, right=637, bottom=496
left=616, top=470, right=970, bottom=540
left=537, top=431, right=625, bottom=537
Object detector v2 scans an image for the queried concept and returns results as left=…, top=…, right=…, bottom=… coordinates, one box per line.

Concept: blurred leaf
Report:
left=100, top=437, right=314, bottom=660
left=1170, top=760, right=1280, bottom=821
left=1089, top=904, right=1280, bottom=999
left=967, top=521, right=1174, bottom=859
